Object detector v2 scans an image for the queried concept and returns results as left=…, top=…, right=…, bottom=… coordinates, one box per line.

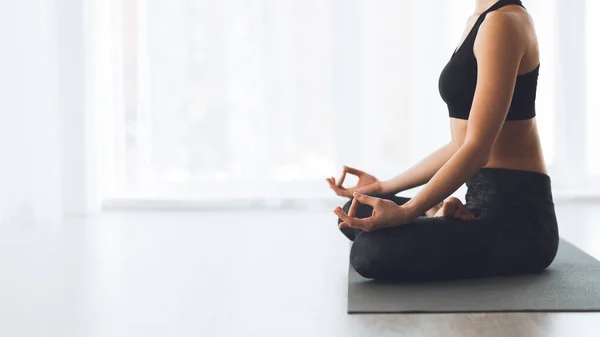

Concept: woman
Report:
left=327, top=0, right=559, bottom=282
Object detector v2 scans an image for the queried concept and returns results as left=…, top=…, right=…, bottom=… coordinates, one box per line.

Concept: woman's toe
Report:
left=439, top=202, right=455, bottom=217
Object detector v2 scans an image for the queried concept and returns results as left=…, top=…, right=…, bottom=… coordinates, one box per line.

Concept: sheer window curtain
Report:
left=95, top=0, right=597, bottom=206
left=3, top=1, right=595, bottom=218
left=0, top=0, right=99, bottom=223
left=0, top=1, right=62, bottom=223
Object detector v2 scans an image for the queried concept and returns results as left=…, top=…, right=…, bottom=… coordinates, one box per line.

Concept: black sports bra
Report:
left=438, top=0, right=539, bottom=121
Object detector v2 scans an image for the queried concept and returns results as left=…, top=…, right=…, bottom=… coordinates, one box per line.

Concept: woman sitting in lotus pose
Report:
left=327, top=0, right=558, bottom=282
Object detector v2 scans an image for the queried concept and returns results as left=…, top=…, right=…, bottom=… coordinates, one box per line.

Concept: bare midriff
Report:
left=450, top=117, right=547, bottom=174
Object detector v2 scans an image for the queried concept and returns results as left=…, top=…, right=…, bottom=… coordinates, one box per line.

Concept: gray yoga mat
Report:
left=348, top=238, right=600, bottom=314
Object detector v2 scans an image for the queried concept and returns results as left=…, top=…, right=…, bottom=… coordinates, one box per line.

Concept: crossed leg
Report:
left=337, top=195, right=495, bottom=281
left=339, top=194, right=475, bottom=241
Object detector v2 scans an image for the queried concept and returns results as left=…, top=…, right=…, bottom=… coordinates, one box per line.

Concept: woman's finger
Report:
left=337, top=167, right=348, bottom=187
left=344, top=166, right=364, bottom=177
left=348, top=198, right=359, bottom=217
left=334, top=185, right=348, bottom=197
left=327, top=178, right=342, bottom=191
left=326, top=177, right=335, bottom=187
left=352, top=192, right=380, bottom=207
left=338, top=166, right=365, bottom=187
left=326, top=179, right=340, bottom=193
left=333, top=207, right=369, bottom=229
left=333, top=207, right=351, bottom=224
left=339, top=222, right=350, bottom=228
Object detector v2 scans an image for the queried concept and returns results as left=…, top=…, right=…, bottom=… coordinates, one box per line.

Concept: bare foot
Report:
left=434, top=197, right=476, bottom=220
left=425, top=202, right=443, bottom=217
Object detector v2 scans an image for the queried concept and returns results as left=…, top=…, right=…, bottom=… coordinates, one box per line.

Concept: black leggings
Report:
left=338, top=168, right=560, bottom=282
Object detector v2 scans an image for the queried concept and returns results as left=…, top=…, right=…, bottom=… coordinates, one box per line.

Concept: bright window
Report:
left=586, top=0, right=600, bottom=176
left=104, top=0, right=599, bottom=201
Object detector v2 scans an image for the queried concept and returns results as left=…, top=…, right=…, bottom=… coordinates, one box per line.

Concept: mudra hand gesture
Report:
left=333, top=192, right=414, bottom=232
left=325, top=166, right=383, bottom=198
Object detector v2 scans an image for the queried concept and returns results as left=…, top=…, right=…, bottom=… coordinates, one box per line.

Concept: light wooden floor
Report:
left=1, top=201, right=599, bottom=337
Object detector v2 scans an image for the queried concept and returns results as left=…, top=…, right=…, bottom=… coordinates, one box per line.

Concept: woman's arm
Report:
left=402, top=13, right=524, bottom=218
left=335, top=13, right=525, bottom=231
left=380, top=141, right=459, bottom=195
left=327, top=142, right=458, bottom=197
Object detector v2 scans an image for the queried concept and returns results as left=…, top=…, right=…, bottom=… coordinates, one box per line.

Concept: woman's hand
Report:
left=326, top=166, right=382, bottom=198
left=333, top=192, right=416, bottom=232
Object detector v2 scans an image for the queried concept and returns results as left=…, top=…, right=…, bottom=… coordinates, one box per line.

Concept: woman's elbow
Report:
left=478, top=153, right=491, bottom=167
left=461, top=141, right=492, bottom=167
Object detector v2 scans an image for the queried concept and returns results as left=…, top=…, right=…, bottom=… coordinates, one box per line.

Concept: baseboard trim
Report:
left=103, top=191, right=600, bottom=211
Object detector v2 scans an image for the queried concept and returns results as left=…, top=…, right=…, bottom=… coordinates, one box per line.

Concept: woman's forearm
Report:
left=402, top=141, right=489, bottom=217
left=380, top=141, right=459, bottom=195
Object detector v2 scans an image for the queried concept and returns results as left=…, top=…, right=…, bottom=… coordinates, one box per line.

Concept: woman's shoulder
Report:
left=482, top=5, right=533, bottom=33
left=475, top=9, right=532, bottom=56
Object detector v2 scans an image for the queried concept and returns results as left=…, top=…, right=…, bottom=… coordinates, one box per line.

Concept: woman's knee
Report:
left=342, top=197, right=375, bottom=220
left=350, top=233, right=395, bottom=280
left=349, top=228, right=427, bottom=281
